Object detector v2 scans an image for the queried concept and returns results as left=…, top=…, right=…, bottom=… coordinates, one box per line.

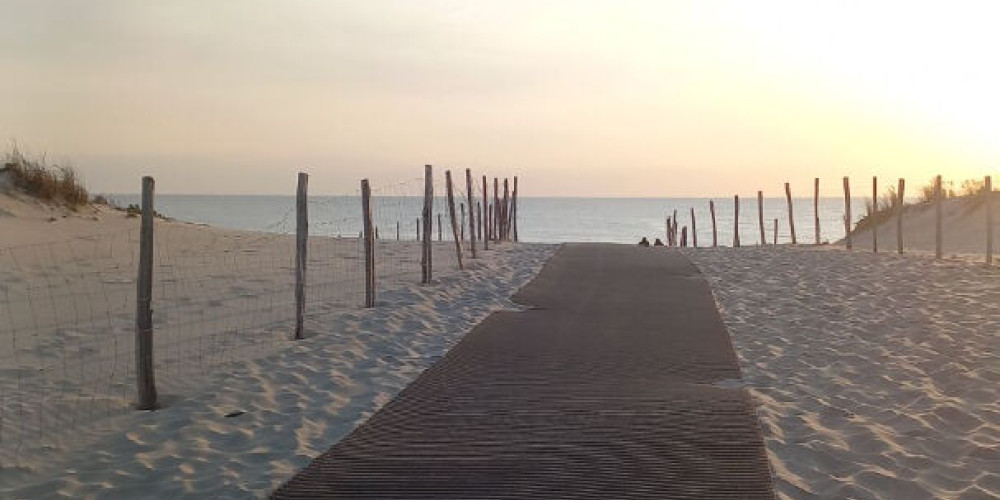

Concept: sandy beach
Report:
left=0, top=191, right=555, bottom=498
left=687, top=246, right=1000, bottom=500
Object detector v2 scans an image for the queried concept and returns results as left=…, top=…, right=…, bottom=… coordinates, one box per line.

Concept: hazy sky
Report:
left=2, top=1, right=998, bottom=196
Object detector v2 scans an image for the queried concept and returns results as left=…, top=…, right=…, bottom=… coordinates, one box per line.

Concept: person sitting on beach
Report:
left=653, top=238, right=664, bottom=246
left=638, top=237, right=650, bottom=247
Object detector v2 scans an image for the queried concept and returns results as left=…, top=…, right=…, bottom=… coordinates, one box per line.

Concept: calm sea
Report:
left=109, top=195, right=867, bottom=245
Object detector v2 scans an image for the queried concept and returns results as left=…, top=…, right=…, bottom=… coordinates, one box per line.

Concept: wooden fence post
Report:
left=446, top=170, right=465, bottom=270
left=872, top=176, right=878, bottom=253
left=986, top=176, right=993, bottom=266
left=690, top=207, right=698, bottom=248
left=396, top=221, right=400, bottom=241
left=935, top=174, right=943, bottom=259
left=785, top=182, right=797, bottom=244
left=361, top=179, right=375, bottom=308
left=512, top=176, right=519, bottom=242
left=493, top=178, right=500, bottom=241
left=482, top=176, right=489, bottom=249
left=843, top=177, right=852, bottom=250
left=897, top=178, right=905, bottom=254
left=135, top=176, right=158, bottom=410
left=478, top=201, right=484, bottom=245
left=734, top=195, right=741, bottom=247
left=814, top=178, right=820, bottom=244
left=710, top=200, right=718, bottom=247
left=421, top=165, right=433, bottom=283
left=773, top=218, right=778, bottom=245
left=465, top=169, right=477, bottom=258
left=502, top=178, right=510, bottom=240
left=438, top=213, right=443, bottom=241
left=416, top=218, right=420, bottom=241
left=681, top=226, right=688, bottom=247
left=294, top=172, right=308, bottom=340
left=757, top=191, right=766, bottom=245
left=460, top=203, right=465, bottom=241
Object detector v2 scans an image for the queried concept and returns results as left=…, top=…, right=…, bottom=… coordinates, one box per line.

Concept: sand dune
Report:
left=845, top=195, right=997, bottom=259
left=688, top=246, right=1000, bottom=500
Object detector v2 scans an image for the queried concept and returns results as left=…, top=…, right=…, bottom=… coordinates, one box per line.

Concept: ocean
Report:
left=109, top=195, right=868, bottom=245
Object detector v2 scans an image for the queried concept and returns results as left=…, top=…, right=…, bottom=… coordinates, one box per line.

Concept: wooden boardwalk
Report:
left=272, top=243, right=775, bottom=499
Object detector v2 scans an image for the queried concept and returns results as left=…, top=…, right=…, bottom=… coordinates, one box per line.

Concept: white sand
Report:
left=0, top=192, right=555, bottom=498
left=687, top=246, right=1000, bottom=500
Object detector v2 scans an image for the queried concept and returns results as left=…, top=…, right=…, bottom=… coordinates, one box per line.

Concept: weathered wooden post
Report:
left=681, top=226, right=688, bottom=247
left=710, top=200, right=718, bottom=247
left=493, top=178, right=500, bottom=241
left=690, top=207, right=698, bottom=247
left=986, top=176, right=993, bottom=266
left=502, top=178, right=510, bottom=240
left=465, top=169, right=477, bottom=258
left=734, top=195, right=741, bottom=247
left=396, top=221, right=400, bottom=241
left=421, top=165, right=433, bottom=284
left=872, top=176, right=878, bottom=253
left=460, top=202, right=465, bottom=241
left=785, top=182, right=797, bottom=244
left=843, top=177, right=852, bottom=250
left=482, top=176, right=489, bottom=249
left=897, top=178, right=905, bottom=254
left=478, top=201, right=484, bottom=245
left=757, top=191, right=766, bottom=245
left=437, top=213, right=443, bottom=241
left=445, top=170, right=465, bottom=270
left=136, top=176, right=158, bottom=410
left=512, top=176, right=519, bottom=242
left=416, top=218, right=420, bottom=241
left=773, top=218, right=778, bottom=245
left=361, top=179, right=375, bottom=308
left=935, top=174, right=943, bottom=259
left=294, top=172, right=308, bottom=340
left=814, top=178, right=820, bottom=244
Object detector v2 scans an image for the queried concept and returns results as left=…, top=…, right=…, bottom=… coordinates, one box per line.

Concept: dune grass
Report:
left=1, top=146, right=89, bottom=208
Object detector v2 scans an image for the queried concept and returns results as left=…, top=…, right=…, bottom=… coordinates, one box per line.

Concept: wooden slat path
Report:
left=272, top=243, right=775, bottom=499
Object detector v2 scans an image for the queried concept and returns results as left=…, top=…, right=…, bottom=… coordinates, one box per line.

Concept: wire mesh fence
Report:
left=0, top=167, right=513, bottom=465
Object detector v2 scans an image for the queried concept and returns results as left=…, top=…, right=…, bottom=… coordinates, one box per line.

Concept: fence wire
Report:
left=0, top=168, right=501, bottom=466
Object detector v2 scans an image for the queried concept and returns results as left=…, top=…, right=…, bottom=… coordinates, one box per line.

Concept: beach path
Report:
left=271, top=243, right=775, bottom=499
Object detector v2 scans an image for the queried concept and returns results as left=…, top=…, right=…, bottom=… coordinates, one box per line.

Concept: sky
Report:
left=2, top=1, right=999, bottom=196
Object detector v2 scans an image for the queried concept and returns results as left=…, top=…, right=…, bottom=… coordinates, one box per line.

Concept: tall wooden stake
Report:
left=690, top=207, right=698, bottom=247
left=478, top=201, right=484, bottom=244
left=136, top=176, right=158, bottom=410
left=482, top=176, right=489, bottom=249
left=734, top=195, right=741, bottom=247
left=814, top=178, right=820, bottom=244
left=843, top=176, right=852, bottom=250
left=757, top=190, right=766, bottom=245
left=396, top=221, right=400, bottom=241
left=773, top=218, right=778, bottom=245
left=460, top=203, right=465, bottom=241
left=421, top=165, right=433, bottom=283
left=502, top=178, right=510, bottom=240
left=986, top=176, right=993, bottom=266
left=294, top=172, right=308, bottom=340
left=445, top=170, right=464, bottom=270
left=935, top=174, right=943, bottom=259
left=361, top=179, right=375, bottom=308
left=493, top=178, right=500, bottom=241
left=465, top=169, right=477, bottom=258
left=872, top=176, right=878, bottom=253
left=512, top=176, right=519, bottom=242
left=897, top=178, right=905, bottom=254
left=438, top=213, right=443, bottom=241
left=785, top=182, right=797, bottom=244
left=709, top=200, right=718, bottom=247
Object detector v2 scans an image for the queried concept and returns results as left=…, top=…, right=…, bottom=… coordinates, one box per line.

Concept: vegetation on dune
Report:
left=1, top=145, right=89, bottom=208
left=855, top=176, right=996, bottom=232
